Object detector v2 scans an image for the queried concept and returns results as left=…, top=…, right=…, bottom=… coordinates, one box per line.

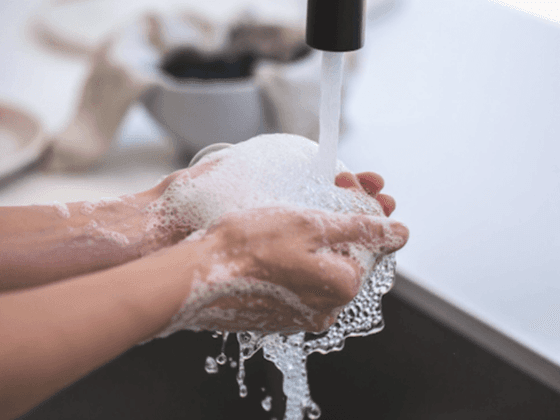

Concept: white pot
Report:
left=142, top=75, right=266, bottom=155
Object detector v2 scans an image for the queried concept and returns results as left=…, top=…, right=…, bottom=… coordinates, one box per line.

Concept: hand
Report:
left=143, top=165, right=395, bottom=246
left=136, top=158, right=223, bottom=247
left=178, top=205, right=408, bottom=333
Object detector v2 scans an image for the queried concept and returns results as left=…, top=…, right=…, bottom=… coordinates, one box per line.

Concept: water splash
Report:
left=204, top=356, right=218, bottom=374
left=208, top=253, right=396, bottom=419
left=262, top=395, right=273, bottom=412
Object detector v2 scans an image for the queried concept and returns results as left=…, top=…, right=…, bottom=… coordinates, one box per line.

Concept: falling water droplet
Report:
left=204, top=356, right=218, bottom=374
left=261, top=395, right=272, bottom=412
left=239, top=384, right=248, bottom=398
left=216, top=353, right=227, bottom=365
left=306, top=402, right=321, bottom=420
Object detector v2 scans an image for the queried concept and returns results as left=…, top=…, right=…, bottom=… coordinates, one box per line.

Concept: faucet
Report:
left=306, top=0, right=366, bottom=52
left=187, top=0, right=367, bottom=170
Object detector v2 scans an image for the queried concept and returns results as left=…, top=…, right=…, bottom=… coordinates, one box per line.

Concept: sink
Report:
left=18, top=273, right=560, bottom=419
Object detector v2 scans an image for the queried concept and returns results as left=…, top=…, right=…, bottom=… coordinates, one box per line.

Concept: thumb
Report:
left=377, top=219, right=409, bottom=254
left=321, top=213, right=409, bottom=255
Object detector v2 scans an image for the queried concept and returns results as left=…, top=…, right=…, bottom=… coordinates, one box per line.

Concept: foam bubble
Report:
left=50, top=201, right=70, bottom=219
left=95, top=227, right=130, bottom=247
left=81, top=202, right=96, bottom=215
left=156, top=275, right=317, bottom=338
left=80, top=197, right=123, bottom=215
left=145, top=134, right=392, bottom=290
left=83, top=219, right=130, bottom=247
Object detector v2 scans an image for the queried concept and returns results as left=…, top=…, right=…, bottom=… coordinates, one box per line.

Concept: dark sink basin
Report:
left=19, top=274, right=560, bottom=420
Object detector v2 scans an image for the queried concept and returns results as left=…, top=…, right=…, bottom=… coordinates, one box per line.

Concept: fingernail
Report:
left=358, top=173, right=384, bottom=194
left=335, top=173, right=358, bottom=188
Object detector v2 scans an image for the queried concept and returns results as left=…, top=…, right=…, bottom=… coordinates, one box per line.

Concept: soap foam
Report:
left=148, top=134, right=398, bottom=332
left=144, top=134, right=392, bottom=286
left=80, top=197, right=123, bottom=215
left=145, top=134, right=399, bottom=419
left=157, top=274, right=317, bottom=338
left=83, top=219, right=130, bottom=247
left=51, top=201, right=70, bottom=219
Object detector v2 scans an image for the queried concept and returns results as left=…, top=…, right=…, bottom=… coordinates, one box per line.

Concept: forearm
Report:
left=0, top=240, right=205, bottom=420
left=0, top=191, right=167, bottom=291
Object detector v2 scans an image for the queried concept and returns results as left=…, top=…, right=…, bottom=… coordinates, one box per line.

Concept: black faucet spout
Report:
left=306, top=0, right=366, bottom=52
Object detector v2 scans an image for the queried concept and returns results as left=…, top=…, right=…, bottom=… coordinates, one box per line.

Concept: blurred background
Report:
left=1, top=0, right=560, bottom=418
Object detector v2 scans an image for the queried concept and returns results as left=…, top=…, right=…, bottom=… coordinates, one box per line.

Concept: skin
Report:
left=0, top=163, right=408, bottom=419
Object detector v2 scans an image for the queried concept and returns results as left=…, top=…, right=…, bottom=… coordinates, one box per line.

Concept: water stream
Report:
left=318, top=52, right=345, bottom=183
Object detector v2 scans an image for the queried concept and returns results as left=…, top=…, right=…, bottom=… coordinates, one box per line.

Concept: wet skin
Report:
left=0, top=162, right=408, bottom=419
left=163, top=165, right=408, bottom=333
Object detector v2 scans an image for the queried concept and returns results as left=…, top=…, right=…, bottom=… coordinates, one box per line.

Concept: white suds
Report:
left=83, top=219, right=130, bottom=247
left=143, top=134, right=391, bottom=269
left=95, top=227, right=130, bottom=247
left=51, top=201, right=70, bottom=219
left=156, top=276, right=317, bottom=338
left=262, top=395, right=273, bottom=412
left=80, top=197, right=122, bottom=215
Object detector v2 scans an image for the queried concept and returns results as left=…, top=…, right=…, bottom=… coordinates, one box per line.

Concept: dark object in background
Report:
left=229, top=24, right=311, bottom=63
left=161, top=49, right=256, bottom=80
left=161, top=23, right=311, bottom=81
left=18, top=273, right=560, bottom=420
left=306, top=0, right=365, bottom=52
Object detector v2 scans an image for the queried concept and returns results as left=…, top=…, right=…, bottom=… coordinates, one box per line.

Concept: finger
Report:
left=356, top=172, right=384, bottom=197
left=375, top=194, right=396, bottom=216
left=286, top=250, right=362, bottom=304
left=379, top=222, right=409, bottom=254
left=335, top=172, right=361, bottom=190
left=314, top=253, right=363, bottom=304
left=317, top=212, right=408, bottom=251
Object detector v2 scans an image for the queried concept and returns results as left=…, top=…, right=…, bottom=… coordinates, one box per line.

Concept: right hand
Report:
left=181, top=206, right=409, bottom=333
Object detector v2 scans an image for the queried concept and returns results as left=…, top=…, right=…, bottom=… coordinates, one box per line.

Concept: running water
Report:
left=318, top=52, right=345, bottom=182
left=212, top=253, right=396, bottom=420
left=201, top=52, right=398, bottom=420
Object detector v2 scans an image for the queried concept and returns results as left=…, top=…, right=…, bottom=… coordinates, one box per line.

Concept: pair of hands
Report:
left=0, top=166, right=407, bottom=420
left=157, top=168, right=408, bottom=333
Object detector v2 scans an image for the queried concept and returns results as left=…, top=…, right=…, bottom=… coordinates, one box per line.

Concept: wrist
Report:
left=122, top=234, right=219, bottom=339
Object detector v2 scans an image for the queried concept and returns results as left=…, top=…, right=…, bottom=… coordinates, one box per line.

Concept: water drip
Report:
left=204, top=356, right=218, bottom=374
left=206, top=254, right=396, bottom=419
left=261, top=395, right=273, bottom=412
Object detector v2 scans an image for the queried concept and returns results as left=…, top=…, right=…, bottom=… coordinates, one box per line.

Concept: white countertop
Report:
left=339, top=0, right=560, bottom=367
left=1, top=0, right=560, bottom=370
